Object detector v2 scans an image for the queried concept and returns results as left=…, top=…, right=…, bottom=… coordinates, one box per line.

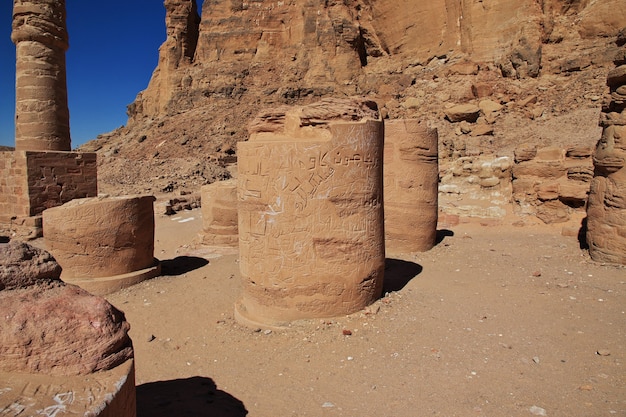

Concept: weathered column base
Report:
left=0, top=359, right=136, bottom=417
left=62, top=260, right=161, bottom=296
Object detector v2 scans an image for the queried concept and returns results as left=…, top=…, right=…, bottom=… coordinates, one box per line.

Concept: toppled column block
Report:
left=384, top=119, right=439, bottom=253
left=236, top=98, right=385, bottom=326
left=0, top=241, right=136, bottom=417
left=200, top=179, right=238, bottom=247
left=43, top=195, right=160, bottom=295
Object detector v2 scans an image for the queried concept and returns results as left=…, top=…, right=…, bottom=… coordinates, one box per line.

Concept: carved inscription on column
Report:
left=236, top=99, right=385, bottom=326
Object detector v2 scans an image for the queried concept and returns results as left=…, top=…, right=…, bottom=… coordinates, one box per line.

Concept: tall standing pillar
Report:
left=12, top=0, right=71, bottom=151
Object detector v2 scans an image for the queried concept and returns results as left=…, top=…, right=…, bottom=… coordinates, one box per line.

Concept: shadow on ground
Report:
left=160, top=256, right=209, bottom=276
left=383, top=258, right=423, bottom=293
left=436, top=229, right=454, bottom=245
left=137, top=376, right=248, bottom=417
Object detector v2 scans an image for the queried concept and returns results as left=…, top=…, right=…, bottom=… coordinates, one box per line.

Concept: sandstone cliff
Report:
left=81, top=0, right=626, bottom=199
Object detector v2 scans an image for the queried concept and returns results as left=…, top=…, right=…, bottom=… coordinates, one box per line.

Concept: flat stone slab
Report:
left=0, top=359, right=136, bottom=417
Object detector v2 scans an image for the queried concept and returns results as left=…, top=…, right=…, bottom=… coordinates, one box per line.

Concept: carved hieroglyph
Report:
left=586, top=35, right=626, bottom=265
left=12, top=0, right=71, bottom=151
left=43, top=195, right=160, bottom=294
left=236, top=98, right=385, bottom=326
left=384, top=119, right=439, bottom=253
left=200, top=179, right=238, bottom=247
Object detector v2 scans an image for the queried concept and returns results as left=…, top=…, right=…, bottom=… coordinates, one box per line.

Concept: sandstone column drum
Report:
left=43, top=195, right=161, bottom=294
left=236, top=98, right=385, bottom=327
left=384, top=119, right=439, bottom=253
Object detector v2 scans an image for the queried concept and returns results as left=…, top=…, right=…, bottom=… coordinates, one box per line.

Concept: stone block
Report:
left=200, top=179, right=239, bottom=247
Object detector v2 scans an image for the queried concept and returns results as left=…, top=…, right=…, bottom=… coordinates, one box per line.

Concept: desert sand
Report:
left=101, top=206, right=625, bottom=417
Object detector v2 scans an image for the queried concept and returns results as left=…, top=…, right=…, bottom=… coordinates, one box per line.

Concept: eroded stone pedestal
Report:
left=586, top=34, right=626, bottom=265
left=235, top=98, right=385, bottom=327
left=200, top=179, right=239, bottom=247
left=43, top=195, right=160, bottom=294
left=384, top=119, right=439, bottom=253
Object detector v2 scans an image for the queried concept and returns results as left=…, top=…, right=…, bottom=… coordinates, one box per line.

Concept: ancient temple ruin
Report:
left=235, top=98, right=385, bottom=327
left=0, top=0, right=97, bottom=238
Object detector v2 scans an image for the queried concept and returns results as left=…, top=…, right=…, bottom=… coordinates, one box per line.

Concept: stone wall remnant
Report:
left=200, top=179, right=239, bottom=247
left=512, top=145, right=593, bottom=223
left=43, top=195, right=160, bottom=295
left=384, top=119, right=439, bottom=253
left=12, top=0, right=71, bottom=151
left=236, top=98, right=385, bottom=327
left=586, top=31, right=626, bottom=264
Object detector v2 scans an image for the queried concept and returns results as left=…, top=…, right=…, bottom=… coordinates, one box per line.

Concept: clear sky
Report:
left=0, top=1, right=203, bottom=149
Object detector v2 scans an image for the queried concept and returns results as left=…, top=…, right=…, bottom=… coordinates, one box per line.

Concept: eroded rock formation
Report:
left=0, top=242, right=133, bottom=376
left=0, top=240, right=61, bottom=290
left=586, top=30, right=626, bottom=264
left=236, top=98, right=384, bottom=326
left=12, top=0, right=70, bottom=151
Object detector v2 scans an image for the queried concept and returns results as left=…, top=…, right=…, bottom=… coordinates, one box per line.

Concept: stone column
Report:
left=586, top=32, right=626, bottom=265
left=43, top=196, right=160, bottom=295
left=384, top=119, right=439, bottom=253
left=200, top=179, right=239, bottom=247
left=236, top=98, right=385, bottom=327
left=12, top=0, right=71, bottom=151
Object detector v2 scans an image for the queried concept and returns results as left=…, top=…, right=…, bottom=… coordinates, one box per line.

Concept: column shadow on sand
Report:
left=383, top=259, right=423, bottom=293
left=160, top=256, right=209, bottom=276
left=137, top=376, right=248, bottom=417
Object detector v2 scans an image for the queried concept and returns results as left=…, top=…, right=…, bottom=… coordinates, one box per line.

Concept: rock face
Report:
left=0, top=240, right=61, bottom=290
left=43, top=195, right=160, bottom=294
left=11, top=0, right=71, bottom=151
left=586, top=32, right=626, bottom=264
left=384, top=119, right=439, bottom=253
left=236, top=98, right=385, bottom=326
left=127, top=0, right=626, bottom=128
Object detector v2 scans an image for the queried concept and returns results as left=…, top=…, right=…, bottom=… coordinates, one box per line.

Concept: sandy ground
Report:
left=102, top=207, right=625, bottom=417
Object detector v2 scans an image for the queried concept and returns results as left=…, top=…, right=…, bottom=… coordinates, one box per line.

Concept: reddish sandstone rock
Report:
left=0, top=280, right=133, bottom=376
left=0, top=241, right=61, bottom=290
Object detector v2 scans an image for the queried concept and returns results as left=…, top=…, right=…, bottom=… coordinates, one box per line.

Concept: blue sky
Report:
left=0, top=1, right=203, bottom=148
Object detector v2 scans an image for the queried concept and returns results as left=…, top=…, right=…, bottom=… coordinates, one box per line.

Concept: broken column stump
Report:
left=200, top=179, right=239, bottom=247
left=235, top=98, right=385, bottom=327
left=384, top=119, right=439, bottom=253
left=43, top=195, right=160, bottom=295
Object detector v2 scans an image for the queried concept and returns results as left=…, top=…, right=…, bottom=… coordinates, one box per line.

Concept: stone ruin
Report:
left=0, top=241, right=136, bottom=416
left=512, top=145, right=593, bottom=224
left=1, top=0, right=159, bottom=294
left=384, top=119, right=439, bottom=253
left=43, top=195, right=161, bottom=295
left=586, top=30, right=626, bottom=265
left=235, top=98, right=386, bottom=327
left=1, top=0, right=97, bottom=239
left=199, top=179, right=239, bottom=247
